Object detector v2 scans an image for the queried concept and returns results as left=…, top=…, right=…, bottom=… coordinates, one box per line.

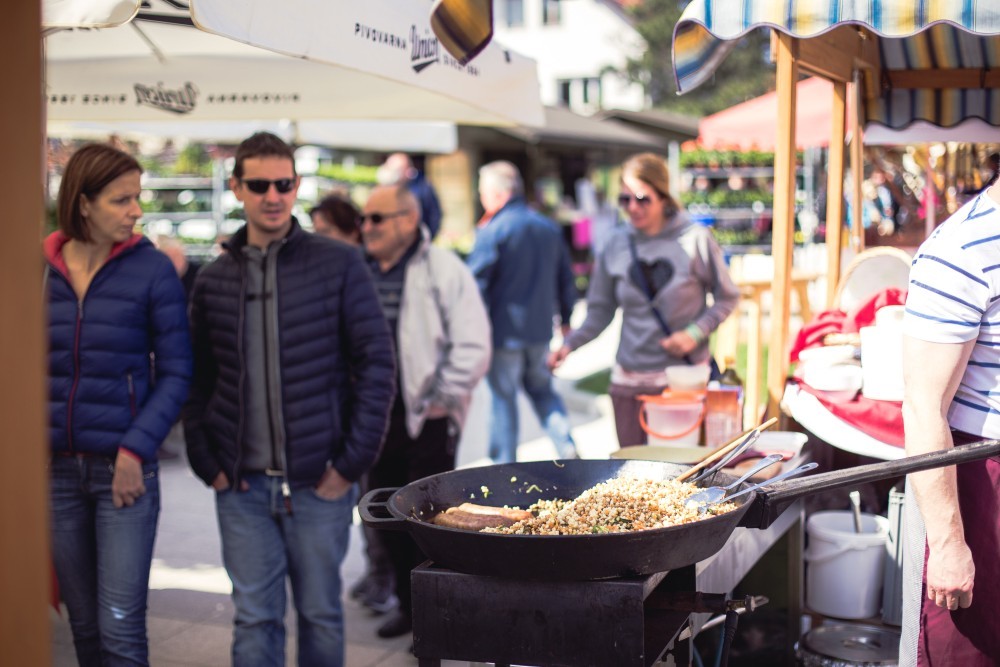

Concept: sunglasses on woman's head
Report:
left=241, top=178, right=296, bottom=194
left=356, top=210, right=411, bottom=227
left=618, top=192, right=655, bottom=208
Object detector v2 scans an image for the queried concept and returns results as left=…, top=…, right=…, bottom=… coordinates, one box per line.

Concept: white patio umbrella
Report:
left=44, top=0, right=543, bottom=131
left=47, top=118, right=460, bottom=154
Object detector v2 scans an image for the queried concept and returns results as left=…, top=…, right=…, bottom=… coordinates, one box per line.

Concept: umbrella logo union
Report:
left=133, top=82, right=199, bottom=115
left=410, top=25, right=439, bottom=73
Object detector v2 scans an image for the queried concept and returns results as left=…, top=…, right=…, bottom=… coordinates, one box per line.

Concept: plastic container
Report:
left=665, top=363, right=711, bottom=390
left=754, top=430, right=808, bottom=455
left=861, top=324, right=904, bottom=401
left=637, top=390, right=706, bottom=447
left=801, top=363, right=863, bottom=402
left=805, top=510, right=890, bottom=619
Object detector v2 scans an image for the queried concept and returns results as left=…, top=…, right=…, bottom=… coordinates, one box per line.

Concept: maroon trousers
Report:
left=918, top=455, right=1000, bottom=666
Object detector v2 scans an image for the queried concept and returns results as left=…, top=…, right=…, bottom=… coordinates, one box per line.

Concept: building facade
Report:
left=492, top=0, right=647, bottom=114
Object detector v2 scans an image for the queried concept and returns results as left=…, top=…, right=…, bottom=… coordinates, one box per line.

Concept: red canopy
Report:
left=698, top=77, right=843, bottom=151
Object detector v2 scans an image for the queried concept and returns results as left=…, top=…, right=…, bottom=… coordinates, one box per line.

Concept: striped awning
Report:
left=673, top=0, right=1000, bottom=130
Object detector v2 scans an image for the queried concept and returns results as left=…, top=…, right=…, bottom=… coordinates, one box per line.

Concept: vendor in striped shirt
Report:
left=900, top=180, right=1000, bottom=666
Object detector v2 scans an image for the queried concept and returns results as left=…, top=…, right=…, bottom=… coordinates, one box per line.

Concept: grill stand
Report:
left=412, top=562, right=760, bottom=667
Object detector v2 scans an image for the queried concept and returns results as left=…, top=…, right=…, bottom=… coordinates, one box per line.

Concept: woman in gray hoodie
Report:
left=550, top=152, right=739, bottom=448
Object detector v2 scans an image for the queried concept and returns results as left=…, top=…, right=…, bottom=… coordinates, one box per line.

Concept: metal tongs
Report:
left=685, top=453, right=785, bottom=509
left=689, top=428, right=761, bottom=484
left=675, top=416, right=779, bottom=485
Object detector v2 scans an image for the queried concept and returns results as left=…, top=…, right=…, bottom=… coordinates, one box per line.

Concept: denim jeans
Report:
left=487, top=345, right=577, bottom=463
left=50, top=455, right=160, bottom=667
left=216, top=473, right=355, bottom=667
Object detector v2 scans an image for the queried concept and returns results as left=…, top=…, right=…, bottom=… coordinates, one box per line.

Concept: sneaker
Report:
left=361, top=574, right=398, bottom=614
left=349, top=575, right=372, bottom=601
left=363, top=589, right=400, bottom=615
left=376, top=609, right=412, bottom=638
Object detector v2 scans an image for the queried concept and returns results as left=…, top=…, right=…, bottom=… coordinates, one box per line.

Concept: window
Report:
left=542, top=0, right=561, bottom=25
left=558, top=80, right=572, bottom=107
left=503, top=0, right=524, bottom=27
left=582, top=78, right=601, bottom=106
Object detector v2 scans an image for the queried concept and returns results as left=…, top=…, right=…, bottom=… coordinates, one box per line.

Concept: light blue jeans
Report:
left=50, top=454, right=160, bottom=667
left=487, top=345, right=577, bottom=463
left=215, top=473, right=355, bottom=667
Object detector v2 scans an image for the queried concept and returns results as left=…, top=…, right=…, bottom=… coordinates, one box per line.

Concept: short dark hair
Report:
left=232, top=132, right=295, bottom=179
left=57, top=143, right=142, bottom=243
left=310, top=194, right=361, bottom=241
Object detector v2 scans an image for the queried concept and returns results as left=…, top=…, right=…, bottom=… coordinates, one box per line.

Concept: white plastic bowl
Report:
left=802, top=363, right=863, bottom=402
left=798, top=344, right=859, bottom=366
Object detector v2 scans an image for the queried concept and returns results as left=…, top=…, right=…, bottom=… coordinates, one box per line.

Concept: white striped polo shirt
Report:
left=904, top=191, right=1000, bottom=438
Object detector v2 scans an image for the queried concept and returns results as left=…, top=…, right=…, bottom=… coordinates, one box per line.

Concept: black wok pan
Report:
left=360, top=440, right=1000, bottom=580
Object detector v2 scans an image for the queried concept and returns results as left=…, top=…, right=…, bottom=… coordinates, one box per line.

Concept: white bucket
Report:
left=805, top=511, right=890, bottom=619
left=638, top=391, right=705, bottom=447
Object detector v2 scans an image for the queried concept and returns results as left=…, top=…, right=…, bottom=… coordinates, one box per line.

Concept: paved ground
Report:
left=50, top=312, right=623, bottom=666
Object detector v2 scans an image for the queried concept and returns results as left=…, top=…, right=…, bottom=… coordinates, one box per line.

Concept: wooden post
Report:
left=766, top=32, right=799, bottom=420
left=825, top=81, right=847, bottom=308
left=0, top=2, right=51, bottom=665
left=849, top=79, right=865, bottom=252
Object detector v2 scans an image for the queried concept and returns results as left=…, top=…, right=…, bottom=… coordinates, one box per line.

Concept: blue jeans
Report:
left=216, top=474, right=356, bottom=667
left=50, top=455, right=160, bottom=667
left=487, top=345, right=577, bottom=463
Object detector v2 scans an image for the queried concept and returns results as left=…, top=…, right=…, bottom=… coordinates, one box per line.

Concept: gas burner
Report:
left=411, top=562, right=761, bottom=667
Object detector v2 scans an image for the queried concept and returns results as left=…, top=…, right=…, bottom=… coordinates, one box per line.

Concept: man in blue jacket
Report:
left=467, top=160, right=578, bottom=463
left=183, top=132, right=395, bottom=667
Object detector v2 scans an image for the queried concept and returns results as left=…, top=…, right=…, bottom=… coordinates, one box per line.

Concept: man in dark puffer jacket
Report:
left=183, top=132, right=395, bottom=667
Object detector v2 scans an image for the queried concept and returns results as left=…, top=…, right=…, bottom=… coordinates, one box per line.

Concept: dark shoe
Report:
left=362, top=577, right=399, bottom=614
left=376, top=609, right=412, bottom=639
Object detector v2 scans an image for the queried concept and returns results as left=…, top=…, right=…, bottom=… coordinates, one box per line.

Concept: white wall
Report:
left=493, top=0, right=647, bottom=113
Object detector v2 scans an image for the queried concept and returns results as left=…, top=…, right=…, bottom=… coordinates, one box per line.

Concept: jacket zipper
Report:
left=262, top=246, right=293, bottom=513
left=51, top=244, right=138, bottom=455
left=65, top=299, right=84, bottom=453
left=126, top=372, right=137, bottom=417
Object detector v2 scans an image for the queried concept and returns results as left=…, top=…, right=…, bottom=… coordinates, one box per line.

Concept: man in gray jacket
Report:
left=360, top=183, right=491, bottom=639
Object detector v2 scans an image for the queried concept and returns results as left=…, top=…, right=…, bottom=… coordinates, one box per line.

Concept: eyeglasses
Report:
left=618, top=192, right=655, bottom=208
left=357, top=210, right=411, bottom=226
left=241, top=178, right=296, bottom=195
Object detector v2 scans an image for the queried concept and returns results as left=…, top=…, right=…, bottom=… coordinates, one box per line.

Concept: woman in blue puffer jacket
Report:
left=44, top=143, right=192, bottom=667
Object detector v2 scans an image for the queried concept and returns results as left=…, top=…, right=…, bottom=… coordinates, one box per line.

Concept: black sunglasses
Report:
left=357, top=210, right=410, bottom=226
left=241, top=178, right=296, bottom=195
left=618, top=192, right=655, bottom=208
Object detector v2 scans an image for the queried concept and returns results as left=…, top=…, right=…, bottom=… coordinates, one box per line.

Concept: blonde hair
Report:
left=621, top=152, right=680, bottom=216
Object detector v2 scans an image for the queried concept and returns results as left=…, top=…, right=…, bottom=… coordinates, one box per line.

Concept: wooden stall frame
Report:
left=1, top=1, right=50, bottom=664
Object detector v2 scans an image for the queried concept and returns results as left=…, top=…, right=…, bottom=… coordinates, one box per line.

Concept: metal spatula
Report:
left=685, top=453, right=784, bottom=510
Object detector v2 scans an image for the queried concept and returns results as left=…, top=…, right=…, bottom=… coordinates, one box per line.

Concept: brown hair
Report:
left=621, top=152, right=680, bottom=216
left=57, top=143, right=142, bottom=243
left=309, top=194, right=361, bottom=242
left=232, top=131, right=295, bottom=179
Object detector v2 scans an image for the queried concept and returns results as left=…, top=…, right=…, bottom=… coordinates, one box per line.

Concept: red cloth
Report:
left=789, top=287, right=907, bottom=362
left=795, top=381, right=905, bottom=447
